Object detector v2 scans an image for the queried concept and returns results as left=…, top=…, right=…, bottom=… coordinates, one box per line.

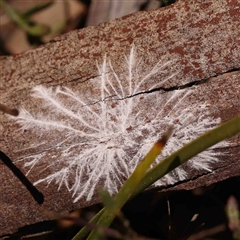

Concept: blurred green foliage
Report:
left=0, top=0, right=54, bottom=45
left=159, top=0, right=177, bottom=6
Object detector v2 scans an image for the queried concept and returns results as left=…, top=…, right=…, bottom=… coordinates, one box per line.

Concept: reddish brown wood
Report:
left=0, top=0, right=240, bottom=236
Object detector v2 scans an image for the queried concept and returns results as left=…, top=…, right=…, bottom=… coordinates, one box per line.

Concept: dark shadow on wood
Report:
left=0, top=151, right=44, bottom=205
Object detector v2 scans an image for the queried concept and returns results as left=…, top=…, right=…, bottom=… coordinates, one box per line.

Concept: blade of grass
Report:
left=0, top=0, right=50, bottom=36
left=98, top=189, right=117, bottom=213
left=73, top=116, right=240, bottom=240
left=72, top=208, right=105, bottom=240
left=22, top=1, right=53, bottom=18
left=87, top=127, right=172, bottom=239
left=133, top=115, right=240, bottom=199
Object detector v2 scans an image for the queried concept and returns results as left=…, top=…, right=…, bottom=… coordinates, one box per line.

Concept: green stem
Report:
left=0, top=0, right=49, bottom=36
left=73, top=116, right=240, bottom=240
left=134, top=115, right=240, bottom=198
left=87, top=128, right=172, bottom=239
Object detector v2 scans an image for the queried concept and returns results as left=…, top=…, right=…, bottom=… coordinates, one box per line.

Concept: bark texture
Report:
left=0, top=0, right=240, bottom=236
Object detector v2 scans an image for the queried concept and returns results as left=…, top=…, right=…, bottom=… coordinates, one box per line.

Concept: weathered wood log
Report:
left=0, top=0, right=240, bottom=236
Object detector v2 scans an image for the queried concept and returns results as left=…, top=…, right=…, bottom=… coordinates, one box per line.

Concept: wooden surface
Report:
left=0, top=0, right=240, bottom=236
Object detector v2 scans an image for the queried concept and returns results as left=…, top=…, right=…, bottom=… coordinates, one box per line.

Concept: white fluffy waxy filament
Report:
left=11, top=45, right=228, bottom=203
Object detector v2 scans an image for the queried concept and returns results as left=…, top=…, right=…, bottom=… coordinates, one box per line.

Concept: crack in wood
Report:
left=92, top=68, right=240, bottom=103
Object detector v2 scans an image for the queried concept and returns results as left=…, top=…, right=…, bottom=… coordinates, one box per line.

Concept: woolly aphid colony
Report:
left=13, top=46, right=227, bottom=202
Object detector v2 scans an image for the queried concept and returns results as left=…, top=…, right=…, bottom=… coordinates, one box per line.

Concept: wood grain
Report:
left=0, top=0, right=240, bottom=236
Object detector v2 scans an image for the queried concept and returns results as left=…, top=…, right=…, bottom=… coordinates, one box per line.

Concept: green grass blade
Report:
left=0, top=0, right=50, bottom=36
left=87, top=128, right=172, bottom=239
left=22, top=1, right=53, bottom=18
left=73, top=116, right=240, bottom=240
left=72, top=208, right=104, bottom=240
left=133, top=115, right=240, bottom=198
